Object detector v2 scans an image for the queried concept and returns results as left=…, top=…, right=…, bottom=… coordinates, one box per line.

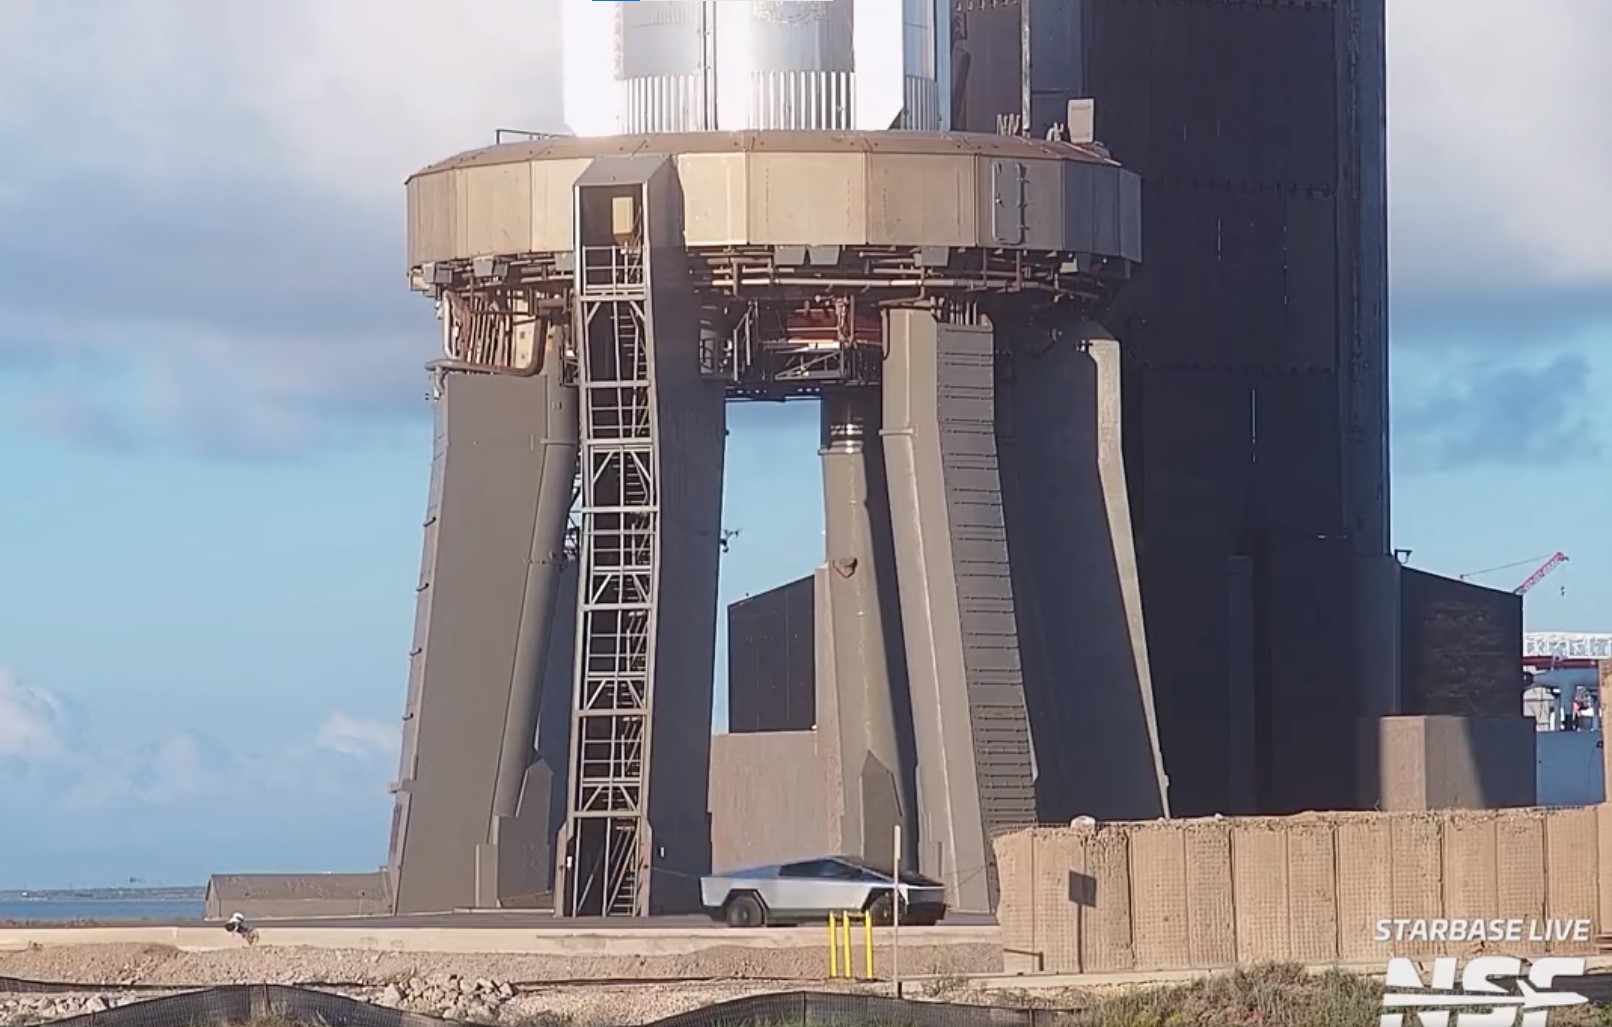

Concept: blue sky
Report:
left=2, top=1, right=1609, bottom=889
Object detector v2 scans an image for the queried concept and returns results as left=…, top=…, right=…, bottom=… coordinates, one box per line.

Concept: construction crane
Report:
left=1514, top=552, right=1568, bottom=595
left=1459, top=552, right=1569, bottom=595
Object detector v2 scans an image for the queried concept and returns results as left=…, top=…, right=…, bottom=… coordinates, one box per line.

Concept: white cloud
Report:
left=1389, top=0, right=1612, bottom=291
left=0, top=1, right=560, bottom=209
left=0, top=668, right=65, bottom=761
left=3, top=0, right=1602, bottom=282
left=0, top=667, right=394, bottom=809
left=1, top=1, right=1608, bottom=452
left=62, top=733, right=212, bottom=809
left=316, top=711, right=399, bottom=760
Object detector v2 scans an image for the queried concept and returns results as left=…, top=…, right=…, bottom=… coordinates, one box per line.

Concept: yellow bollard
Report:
left=828, top=911, right=876, bottom=981
left=828, top=913, right=840, bottom=977
left=863, top=910, right=874, bottom=980
left=840, top=911, right=852, bottom=975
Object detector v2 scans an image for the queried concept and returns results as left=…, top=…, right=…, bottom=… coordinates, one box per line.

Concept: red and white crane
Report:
left=1458, top=552, right=1569, bottom=595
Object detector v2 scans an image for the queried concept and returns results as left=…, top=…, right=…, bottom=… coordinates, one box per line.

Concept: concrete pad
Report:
left=0, top=923, right=1001, bottom=958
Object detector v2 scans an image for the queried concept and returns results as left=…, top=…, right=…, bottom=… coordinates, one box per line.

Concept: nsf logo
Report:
left=1380, top=956, right=1589, bottom=1026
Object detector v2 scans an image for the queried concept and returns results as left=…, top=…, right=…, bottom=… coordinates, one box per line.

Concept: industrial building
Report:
left=208, top=0, right=1538, bottom=921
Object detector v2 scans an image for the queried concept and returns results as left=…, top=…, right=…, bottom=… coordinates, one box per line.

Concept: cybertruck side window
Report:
left=778, top=860, right=834, bottom=878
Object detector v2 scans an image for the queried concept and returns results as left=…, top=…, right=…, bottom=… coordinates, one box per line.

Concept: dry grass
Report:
left=930, top=963, right=1612, bottom=1027
left=1015, top=963, right=1612, bottom=1027
left=1062, top=964, right=1380, bottom=1027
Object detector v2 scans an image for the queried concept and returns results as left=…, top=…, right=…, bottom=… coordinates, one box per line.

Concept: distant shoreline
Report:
left=0, top=887, right=205, bottom=902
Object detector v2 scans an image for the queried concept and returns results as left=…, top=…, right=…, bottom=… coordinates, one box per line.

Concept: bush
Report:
left=1065, top=964, right=1379, bottom=1027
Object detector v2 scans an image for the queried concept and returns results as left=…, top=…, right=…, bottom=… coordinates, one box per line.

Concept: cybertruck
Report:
left=700, top=856, right=946, bottom=928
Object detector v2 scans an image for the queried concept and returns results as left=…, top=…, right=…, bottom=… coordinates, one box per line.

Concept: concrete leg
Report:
left=814, top=565, right=847, bottom=855
left=388, top=358, right=578, bottom=916
left=881, top=307, right=1035, bottom=913
left=641, top=331, right=727, bottom=914
left=819, top=389, right=912, bottom=871
left=995, top=323, right=1170, bottom=820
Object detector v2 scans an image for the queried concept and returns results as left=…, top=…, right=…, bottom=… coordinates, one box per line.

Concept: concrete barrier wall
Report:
left=709, top=731, right=829, bottom=873
left=994, top=807, right=1603, bottom=974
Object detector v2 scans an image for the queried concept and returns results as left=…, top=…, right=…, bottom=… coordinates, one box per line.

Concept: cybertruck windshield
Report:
left=832, top=856, right=942, bottom=887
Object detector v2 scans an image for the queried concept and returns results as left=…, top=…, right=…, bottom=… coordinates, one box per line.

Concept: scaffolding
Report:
left=564, top=183, right=660, bottom=917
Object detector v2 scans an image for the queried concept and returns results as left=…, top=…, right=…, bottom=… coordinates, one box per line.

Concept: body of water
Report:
left=0, top=899, right=204, bottom=922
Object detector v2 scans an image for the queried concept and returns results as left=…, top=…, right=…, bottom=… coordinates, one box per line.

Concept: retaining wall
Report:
left=993, top=807, right=1604, bottom=974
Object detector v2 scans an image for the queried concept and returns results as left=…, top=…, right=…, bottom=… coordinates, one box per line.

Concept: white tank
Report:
left=562, top=0, right=950, bottom=136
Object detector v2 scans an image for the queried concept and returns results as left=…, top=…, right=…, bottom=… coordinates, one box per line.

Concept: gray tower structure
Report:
left=394, top=127, right=1157, bottom=916
left=384, top=0, right=1167, bottom=918
left=950, top=0, right=1392, bottom=815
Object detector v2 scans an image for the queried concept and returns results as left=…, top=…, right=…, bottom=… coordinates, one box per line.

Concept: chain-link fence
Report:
left=2, top=984, right=1085, bottom=1027
left=9, top=986, right=451, bottom=1027
left=650, top=990, right=1077, bottom=1027
left=9, top=973, right=1612, bottom=1027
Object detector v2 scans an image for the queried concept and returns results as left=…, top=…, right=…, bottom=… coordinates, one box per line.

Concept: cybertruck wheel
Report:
left=867, top=892, right=896, bottom=927
left=724, top=892, right=766, bottom=928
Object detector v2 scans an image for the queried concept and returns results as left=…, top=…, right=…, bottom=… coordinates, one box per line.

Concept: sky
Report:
left=1, top=1, right=1609, bottom=889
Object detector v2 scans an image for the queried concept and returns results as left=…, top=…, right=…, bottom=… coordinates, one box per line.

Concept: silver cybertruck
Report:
left=700, top=855, right=947, bottom=928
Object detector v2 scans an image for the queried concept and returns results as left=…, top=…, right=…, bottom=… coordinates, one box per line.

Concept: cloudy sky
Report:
left=2, top=1, right=1610, bottom=889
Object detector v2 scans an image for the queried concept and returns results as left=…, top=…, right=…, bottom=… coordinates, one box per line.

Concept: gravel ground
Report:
left=0, top=940, right=997, bottom=986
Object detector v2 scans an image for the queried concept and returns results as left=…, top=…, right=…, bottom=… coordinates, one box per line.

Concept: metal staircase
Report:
left=564, top=185, right=661, bottom=917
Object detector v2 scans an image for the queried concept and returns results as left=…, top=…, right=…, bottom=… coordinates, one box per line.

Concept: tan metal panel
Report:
left=460, top=163, right=534, bottom=257
left=407, top=172, right=457, bottom=267
left=864, top=153, right=975, bottom=247
left=449, top=169, right=472, bottom=258
left=747, top=152, right=867, bottom=245
left=530, top=158, right=592, bottom=253
left=975, top=156, right=1065, bottom=252
left=675, top=152, right=750, bottom=246
left=405, top=133, right=1124, bottom=265
left=412, top=130, right=1116, bottom=177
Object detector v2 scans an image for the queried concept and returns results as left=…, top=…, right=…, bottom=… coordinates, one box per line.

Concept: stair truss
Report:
left=563, top=179, right=667, bottom=918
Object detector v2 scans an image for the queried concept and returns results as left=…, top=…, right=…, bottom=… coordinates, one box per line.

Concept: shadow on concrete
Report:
left=996, top=320, right=1167, bottom=822
left=862, top=427, right=921, bottom=865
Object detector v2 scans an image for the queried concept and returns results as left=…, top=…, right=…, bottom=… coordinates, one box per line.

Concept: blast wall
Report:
left=708, top=731, right=829, bottom=873
left=995, top=808, right=1602, bottom=975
